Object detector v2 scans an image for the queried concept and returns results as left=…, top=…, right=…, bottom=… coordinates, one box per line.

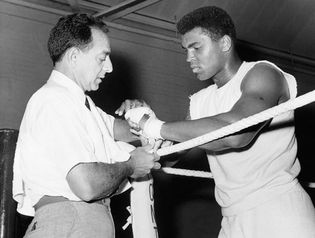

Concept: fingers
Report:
left=130, top=128, right=141, bottom=135
left=139, top=135, right=149, bottom=146
left=127, top=120, right=140, bottom=130
left=115, top=100, right=134, bottom=116
left=115, top=99, right=149, bottom=116
left=161, top=140, right=173, bottom=148
left=114, top=102, right=126, bottom=116
left=152, top=152, right=161, bottom=170
left=153, top=162, right=161, bottom=170
left=142, top=143, right=155, bottom=152
left=139, top=135, right=154, bottom=146
left=153, top=139, right=163, bottom=151
left=153, top=152, right=160, bottom=162
left=138, top=137, right=166, bottom=150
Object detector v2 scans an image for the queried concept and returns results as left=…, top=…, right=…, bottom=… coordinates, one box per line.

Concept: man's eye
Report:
left=99, top=58, right=106, bottom=62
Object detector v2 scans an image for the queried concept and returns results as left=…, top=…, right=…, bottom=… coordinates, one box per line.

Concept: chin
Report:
left=196, top=74, right=208, bottom=81
left=91, top=83, right=101, bottom=91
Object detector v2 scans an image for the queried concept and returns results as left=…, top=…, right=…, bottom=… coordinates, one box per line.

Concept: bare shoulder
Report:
left=241, top=62, right=290, bottom=102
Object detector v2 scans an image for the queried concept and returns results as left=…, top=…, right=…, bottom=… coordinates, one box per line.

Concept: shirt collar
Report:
left=48, top=70, right=86, bottom=105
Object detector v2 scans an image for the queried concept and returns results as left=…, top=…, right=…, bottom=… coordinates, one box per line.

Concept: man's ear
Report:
left=66, top=47, right=80, bottom=67
left=220, top=35, right=232, bottom=52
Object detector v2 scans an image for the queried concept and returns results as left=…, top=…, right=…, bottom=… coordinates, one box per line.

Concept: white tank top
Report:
left=189, top=61, right=300, bottom=216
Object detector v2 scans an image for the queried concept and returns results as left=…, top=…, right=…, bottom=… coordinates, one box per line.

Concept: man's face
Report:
left=74, top=28, right=113, bottom=92
left=181, top=27, right=224, bottom=81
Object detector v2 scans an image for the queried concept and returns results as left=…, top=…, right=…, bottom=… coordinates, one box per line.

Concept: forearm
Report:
left=162, top=117, right=227, bottom=142
left=161, top=114, right=261, bottom=151
left=161, top=118, right=227, bottom=151
left=114, top=118, right=139, bottom=142
left=67, top=161, right=133, bottom=201
left=124, top=106, right=265, bottom=152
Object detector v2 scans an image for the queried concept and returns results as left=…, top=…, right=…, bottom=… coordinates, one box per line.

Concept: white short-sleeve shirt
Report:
left=13, top=70, right=130, bottom=216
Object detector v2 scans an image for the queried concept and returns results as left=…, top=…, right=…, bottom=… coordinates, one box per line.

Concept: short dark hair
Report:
left=47, top=13, right=109, bottom=65
left=176, top=6, right=236, bottom=42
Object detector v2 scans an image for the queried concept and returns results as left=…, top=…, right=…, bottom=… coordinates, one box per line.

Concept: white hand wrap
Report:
left=125, top=107, right=164, bottom=139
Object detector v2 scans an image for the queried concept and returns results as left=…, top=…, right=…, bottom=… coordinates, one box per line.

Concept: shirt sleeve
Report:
left=96, top=106, right=115, bottom=137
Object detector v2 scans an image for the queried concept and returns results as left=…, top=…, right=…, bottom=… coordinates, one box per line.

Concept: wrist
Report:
left=144, top=119, right=164, bottom=139
left=124, top=156, right=134, bottom=178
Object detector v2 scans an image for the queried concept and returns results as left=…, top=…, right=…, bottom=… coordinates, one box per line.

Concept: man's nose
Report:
left=186, top=51, right=194, bottom=62
left=103, top=56, right=113, bottom=73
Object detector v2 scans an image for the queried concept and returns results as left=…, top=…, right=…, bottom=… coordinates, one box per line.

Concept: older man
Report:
left=13, top=13, right=160, bottom=238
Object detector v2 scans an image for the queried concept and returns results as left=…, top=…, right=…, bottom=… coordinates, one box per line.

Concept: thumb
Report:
left=153, top=139, right=163, bottom=151
left=142, top=143, right=154, bottom=152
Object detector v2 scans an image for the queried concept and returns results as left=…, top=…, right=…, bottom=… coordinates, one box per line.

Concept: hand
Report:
left=140, top=137, right=172, bottom=150
left=125, top=107, right=164, bottom=139
left=160, top=139, right=173, bottom=148
left=128, top=144, right=161, bottom=179
left=140, top=137, right=164, bottom=150
left=115, top=99, right=150, bottom=117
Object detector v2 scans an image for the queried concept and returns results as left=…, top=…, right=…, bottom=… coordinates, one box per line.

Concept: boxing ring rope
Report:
left=161, top=167, right=213, bottom=178
left=156, top=89, right=315, bottom=179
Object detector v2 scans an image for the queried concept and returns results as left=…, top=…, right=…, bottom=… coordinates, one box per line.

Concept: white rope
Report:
left=156, top=90, right=315, bottom=157
left=308, top=182, right=315, bottom=188
left=161, top=168, right=315, bottom=189
left=161, top=167, right=213, bottom=178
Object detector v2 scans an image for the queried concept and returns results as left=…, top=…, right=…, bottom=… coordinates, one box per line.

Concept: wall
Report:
left=0, top=0, right=207, bottom=130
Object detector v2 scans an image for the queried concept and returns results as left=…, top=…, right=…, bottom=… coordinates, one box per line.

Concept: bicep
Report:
left=210, top=64, right=288, bottom=149
left=231, top=63, right=288, bottom=119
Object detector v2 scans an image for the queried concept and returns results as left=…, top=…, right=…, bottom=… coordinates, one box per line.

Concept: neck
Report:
left=54, top=63, right=72, bottom=80
left=213, top=55, right=243, bottom=88
left=54, top=63, right=85, bottom=92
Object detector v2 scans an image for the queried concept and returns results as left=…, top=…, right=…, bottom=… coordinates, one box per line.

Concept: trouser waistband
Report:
left=34, top=195, right=110, bottom=211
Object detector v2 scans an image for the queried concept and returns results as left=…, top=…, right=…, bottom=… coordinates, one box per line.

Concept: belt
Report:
left=34, top=195, right=110, bottom=211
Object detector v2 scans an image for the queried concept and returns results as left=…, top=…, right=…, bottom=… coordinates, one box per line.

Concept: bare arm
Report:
left=66, top=144, right=160, bottom=201
left=67, top=161, right=132, bottom=201
left=160, top=63, right=290, bottom=151
left=113, top=118, right=139, bottom=142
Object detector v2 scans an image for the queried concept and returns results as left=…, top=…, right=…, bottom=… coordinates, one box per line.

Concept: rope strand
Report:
left=161, top=167, right=213, bottom=178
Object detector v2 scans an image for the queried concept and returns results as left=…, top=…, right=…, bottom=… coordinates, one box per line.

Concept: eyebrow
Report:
left=100, top=50, right=111, bottom=56
left=182, top=42, right=200, bottom=49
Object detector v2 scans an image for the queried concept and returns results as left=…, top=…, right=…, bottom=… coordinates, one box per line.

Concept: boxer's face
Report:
left=181, top=27, right=225, bottom=81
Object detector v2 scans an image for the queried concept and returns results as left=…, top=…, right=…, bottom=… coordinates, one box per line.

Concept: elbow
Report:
left=201, top=132, right=259, bottom=152
left=228, top=121, right=269, bottom=149
left=66, top=163, right=116, bottom=202
left=70, top=180, right=98, bottom=202
left=69, top=179, right=114, bottom=202
left=67, top=173, right=105, bottom=202
left=226, top=133, right=256, bottom=149
left=78, top=187, right=96, bottom=202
